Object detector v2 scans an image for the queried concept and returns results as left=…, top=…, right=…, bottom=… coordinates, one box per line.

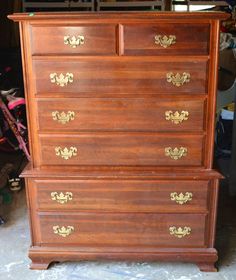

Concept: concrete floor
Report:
left=1, top=185, right=236, bottom=280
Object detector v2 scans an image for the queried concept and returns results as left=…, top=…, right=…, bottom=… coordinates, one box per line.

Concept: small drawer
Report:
left=36, top=97, right=206, bottom=132
left=31, top=179, right=209, bottom=212
left=123, top=24, right=210, bottom=56
left=32, top=58, right=208, bottom=96
left=38, top=133, right=204, bottom=167
left=30, top=25, right=117, bottom=55
left=36, top=212, right=207, bottom=247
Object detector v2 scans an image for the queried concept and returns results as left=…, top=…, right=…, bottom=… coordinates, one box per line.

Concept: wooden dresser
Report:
left=9, top=12, right=228, bottom=272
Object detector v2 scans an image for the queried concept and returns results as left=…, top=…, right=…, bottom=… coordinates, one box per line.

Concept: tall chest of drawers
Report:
left=9, top=12, right=228, bottom=271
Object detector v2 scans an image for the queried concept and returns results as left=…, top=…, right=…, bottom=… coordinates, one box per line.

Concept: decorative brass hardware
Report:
left=52, top=111, right=75, bottom=124
left=169, top=226, right=191, bottom=238
left=55, top=146, right=77, bottom=160
left=51, top=192, right=73, bottom=204
left=170, top=192, right=193, bottom=205
left=165, top=147, right=187, bottom=160
left=53, top=226, right=74, bottom=237
left=50, top=73, right=74, bottom=87
left=165, top=111, right=189, bottom=124
left=64, top=35, right=85, bottom=48
left=154, top=35, right=176, bottom=48
left=166, top=72, right=190, bottom=87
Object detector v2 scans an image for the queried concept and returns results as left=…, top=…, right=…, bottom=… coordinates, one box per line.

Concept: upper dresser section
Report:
left=9, top=12, right=228, bottom=170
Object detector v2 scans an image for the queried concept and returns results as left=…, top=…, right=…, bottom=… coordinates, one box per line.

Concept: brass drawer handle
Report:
left=51, top=192, right=73, bottom=204
left=165, top=147, right=187, bottom=160
left=50, top=73, right=74, bottom=87
left=169, top=226, right=191, bottom=238
left=165, top=111, right=189, bottom=124
left=52, top=111, right=75, bottom=124
left=154, top=35, right=176, bottom=48
left=53, top=225, right=74, bottom=237
left=170, top=192, right=193, bottom=205
left=166, top=72, right=190, bottom=87
left=55, top=146, right=77, bottom=160
left=64, top=35, right=85, bottom=48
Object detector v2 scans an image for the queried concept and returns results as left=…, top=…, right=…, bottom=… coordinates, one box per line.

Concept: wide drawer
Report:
left=38, top=133, right=204, bottom=166
left=36, top=97, right=206, bottom=132
left=32, top=179, right=209, bottom=212
left=29, top=25, right=117, bottom=55
left=36, top=212, right=207, bottom=247
left=123, top=23, right=210, bottom=56
left=32, top=58, right=208, bottom=95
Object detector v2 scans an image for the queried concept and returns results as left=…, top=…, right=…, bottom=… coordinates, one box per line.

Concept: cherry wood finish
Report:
left=39, top=133, right=204, bottom=166
left=32, top=58, right=208, bottom=95
left=36, top=212, right=207, bottom=247
left=36, top=97, right=206, bottom=132
left=123, top=23, right=210, bottom=56
left=30, top=25, right=117, bottom=55
left=32, top=179, right=209, bottom=212
left=9, top=12, right=228, bottom=272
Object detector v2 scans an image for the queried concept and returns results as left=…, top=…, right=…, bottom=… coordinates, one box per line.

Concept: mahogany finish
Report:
left=9, top=12, right=228, bottom=272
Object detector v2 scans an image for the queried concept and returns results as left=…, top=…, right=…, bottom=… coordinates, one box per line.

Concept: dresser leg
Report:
left=30, top=260, right=50, bottom=270
left=197, top=262, right=217, bottom=272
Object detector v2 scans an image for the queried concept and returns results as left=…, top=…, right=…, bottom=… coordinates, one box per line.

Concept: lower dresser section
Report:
left=24, top=172, right=220, bottom=271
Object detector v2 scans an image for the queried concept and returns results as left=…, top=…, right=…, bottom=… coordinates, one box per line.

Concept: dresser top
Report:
left=8, top=11, right=229, bottom=22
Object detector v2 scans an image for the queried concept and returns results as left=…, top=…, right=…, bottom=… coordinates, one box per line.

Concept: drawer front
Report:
left=30, top=25, right=117, bottom=55
left=39, top=134, right=204, bottom=166
left=123, top=24, right=210, bottom=56
left=33, top=179, right=209, bottom=212
left=37, top=98, right=205, bottom=132
left=37, top=213, right=207, bottom=247
left=32, top=59, right=208, bottom=95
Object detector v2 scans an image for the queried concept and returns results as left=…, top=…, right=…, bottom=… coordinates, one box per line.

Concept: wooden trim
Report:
left=205, top=20, right=220, bottom=168
left=8, top=12, right=229, bottom=22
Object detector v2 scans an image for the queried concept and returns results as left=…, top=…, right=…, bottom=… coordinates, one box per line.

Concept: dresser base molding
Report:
left=28, top=246, right=218, bottom=271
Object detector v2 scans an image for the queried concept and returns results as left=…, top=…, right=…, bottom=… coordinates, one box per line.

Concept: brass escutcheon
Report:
left=165, top=110, right=189, bottom=124
left=53, top=225, right=74, bottom=237
left=165, top=147, right=187, bottom=160
left=55, top=146, right=77, bottom=160
left=170, top=192, right=193, bottom=205
left=51, top=192, right=73, bottom=204
left=154, top=35, right=176, bottom=48
left=64, top=35, right=85, bottom=48
left=166, top=72, right=190, bottom=87
left=169, top=226, right=191, bottom=238
left=52, top=111, right=75, bottom=124
left=50, top=73, right=74, bottom=87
